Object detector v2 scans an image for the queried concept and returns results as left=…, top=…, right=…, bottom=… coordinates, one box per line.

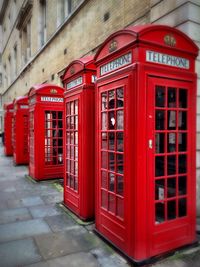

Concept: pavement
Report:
left=0, top=140, right=200, bottom=267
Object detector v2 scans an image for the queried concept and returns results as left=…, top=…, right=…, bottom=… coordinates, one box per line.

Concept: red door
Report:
left=96, top=77, right=129, bottom=251
left=147, top=77, right=196, bottom=256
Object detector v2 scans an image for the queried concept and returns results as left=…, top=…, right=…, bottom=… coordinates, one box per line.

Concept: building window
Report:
left=8, top=55, right=11, bottom=84
left=57, top=0, right=72, bottom=27
left=39, top=0, right=47, bottom=47
left=3, top=64, right=7, bottom=88
left=21, top=19, right=31, bottom=65
left=13, top=45, right=18, bottom=78
left=0, top=73, right=2, bottom=86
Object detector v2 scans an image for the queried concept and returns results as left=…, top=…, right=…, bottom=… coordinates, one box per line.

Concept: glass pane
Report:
left=167, top=155, right=176, bottom=175
left=117, top=175, right=123, bottom=196
left=155, top=133, right=165, bottom=153
left=178, top=111, right=187, bottom=130
left=52, top=111, right=56, bottom=119
left=101, top=171, right=107, bottom=189
left=167, top=178, right=176, bottom=198
left=178, top=176, right=187, bottom=195
left=179, top=154, right=187, bottom=174
left=70, top=102, right=74, bottom=115
left=67, top=103, right=70, bottom=114
left=117, top=88, right=124, bottom=108
left=75, top=116, right=78, bottom=130
left=70, top=116, right=74, bottom=129
left=155, top=156, right=165, bottom=177
left=116, top=154, right=123, bottom=174
left=155, top=203, right=165, bottom=223
left=101, top=190, right=107, bottom=209
left=108, top=111, right=115, bottom=130
left=117, top=132, right=123, bottom=152
left=167, top=200, right=176, bottom=220
left=74, top=177, right=78, bottom=191
left=108, top=90, right=115, bottom=109
left=58, top=112, right=63, bottom=119
left=66, top=117, right=70, bottom=129
left=101, top=151, right=107, bottom=169
left=178, top=133, right=187, bottom=152
left=155, top=86, right=165, bottom=107
left=168, top=133, right=176, bottom=153
left=67, top=173, right=70, bottom=186
left=70, top=160, right=74, bottom=174
left=108, top=132, right=115, bottom=151
left=70, top=146, right=74, bottom=159
left=66, top=146, right=70, bottom=158
left=109, top=152, right=115, bottom=171
left=168, top=111, right=176, bottom=130
left=74, top=100, right=78, bottom=114
left=101, top=132, right=107, bottom=149
left=155, top=179, right=165, bottom=200
left=117, top=110, right=124, bottom=130
left=178, top=198, right=187, bottom=217
left=70, top=175, right=74, bottom=188
left=179, top=89, right=187, bottom=108
left=156, top=110, right=165, bottom=130
left=75, top=146, right=78, bottom=160
left=74, top=161, right=78, bottom=176
left=108, top=194, right=115, bottom=213
left=109, top=173, right=115, bottom=192
left=101, top=112, right=107, bottom=130
left=70, top=133, right=74, bottom=144
left=101, top=92, right=107, bottom=111
left=168, top=88, right=176, bottom=107
left=75, top=132, right=78, bottom=145
left=116, top=197, right=124, bottom=218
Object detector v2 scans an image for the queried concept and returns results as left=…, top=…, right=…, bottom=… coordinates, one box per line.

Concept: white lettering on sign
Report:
left=20, top=105, right=29, bottom=109
left=41, top=96, right=64, bottom=102
left=66, top=76, right=83, bottom=89
left=146, top=51, right=189, bottom=69
left=100, top=52, right=132, bottom=76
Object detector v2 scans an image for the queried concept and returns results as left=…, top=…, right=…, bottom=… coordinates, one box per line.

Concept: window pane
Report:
left=167, top=178, right=176, bottom=198
left=108, top=90, right=115, bottom=109
left=155, top=179, right=165, bottom=200
left=168, top=133, right=176, bottom=153
left=109, top=152, right=115, bottom=171
left=178, top=111, right=187, bottom=130
left=116, top=154, right=123, bottom=174
left=108, top=111, right=115, bottom=130
left=179, top=155, right=187, bottom=174
left=101, top=92, right=107, bottom=111
left=117, top=88, right=124, bottom=108
left=155, top=203, right=165, bottom=223
left=101, top=132, right=107, bottom=149
left=167, top=155, right=176, bottom=175
left=155, top=86, right=165, bottom=107
left=167, top=200, right=176, bottom=220
left=117, top=132, right=123, bottom=152
left=178, top=198, right=187, bottom=217
left=101, top=190, right=107, bottom=209
left=178, top=133, right=187, bottom=152
left=74, top=177, right=78, bottom=191
left=117, top=110, right=124, bottom=130
left=155, top=156, right=165, bottom=177
left=156, top=110, right=165, bottom=130
left=168, top=88, right=176, bottom=107
left=101, top=151, right=107, bottom=169
left=101, top=171, right=107, bottom=189
left=178, top=176, right=187, bottom=195
left=74, top=100, right=78, bottom=114
left=117, top=175, right=123, bottom=196
left=155, top=133, right=165, bottom=153
left=108, top=132, right=115, bottom=151
left=108, top=193, right=115, bottom=213
left=179, top=89, right=187, bottom=108
left=116, top=197, right=124, bottom=218
left=102, top=112, right=107, bottom=130
left=168, top=111, right=176, bottom=130
left=70, top=102, right=74, bottom=115
left=109, top=172, right=115, bottom=192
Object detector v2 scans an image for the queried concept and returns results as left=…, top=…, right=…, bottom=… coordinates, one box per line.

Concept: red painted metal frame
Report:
left=94, top=25, right=198, bottom=263
left=3, top=102, right=14, bottom=156
left=28, top=84, right=64, bottom=181
left=12, top=96, right=29, bottom=165
left=61, top=56, right=96, bottom=220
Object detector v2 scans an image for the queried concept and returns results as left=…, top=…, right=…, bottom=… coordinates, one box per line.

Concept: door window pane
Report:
left=155, top=133, right=165, bottom=153
left=117, top=110, right=124, bottom=129
left=168, top=88, right=176, bottom=107
left=155, top=179, right=165, bottom=200
left=178, top=133, right=187, bottom=151
left=156, top=110, right=165, bottom=130
left=167, top=200, right=176, bottom=220
left=101, top=132, right=107, bottom=149
left=109, top=173, right=115, bottom=192
left=167, top=178, right=176, bottom=198
left=116, top=154, right=123, bottom=174
left=109, top=152, right=115, bottom=171
left=178, top=198, right=187, bottom=217
left=102, top=112, right=107, bottom=130
left=101, top=171, right=107, bottom=189
left=101, top=190, right=107, bottom=209
left=178, top=111, right=187, bottom=130
left=108, top=193, right=115, bottom=213
left=101, top=152, right=107, bottom=169
left=117, top=88, right=124, bottom=107
left=108, top=132, right=115, bottom=151
left=117, top=132, right=123, bottom=152
left=179, top=89, right=187, bottom=108
left=101, top=92, right=107, bottom=111
left=178, top=176, right=187, bottom=195
left=155, top=156, right=165, bottom=177
left=117, top=175, right=123, bottom=196
left=109, top=111, right=115, bottom=129
left=168, top=133, right=176, bottom=153
left=167, top=155, right=176, bottom=175
left=168, top=111, right=176, bottom=130
left=116, top=197, right=124, bottom=218
left=155, top=86, right=165, bottom=107
left=178, top=154, right=187, bottom=174
left=108, top=90, right=115, bottom=109
left=156, top=203, right=165, bottom=223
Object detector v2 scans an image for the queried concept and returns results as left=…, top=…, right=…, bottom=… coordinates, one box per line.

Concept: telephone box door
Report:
left=96, top=77, right=129, bottom=251
left=147, top=77, right=196, bottom=255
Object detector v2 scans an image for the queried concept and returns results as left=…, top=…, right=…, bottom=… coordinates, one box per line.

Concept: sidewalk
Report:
left=0, top=141, right=200, bottom=267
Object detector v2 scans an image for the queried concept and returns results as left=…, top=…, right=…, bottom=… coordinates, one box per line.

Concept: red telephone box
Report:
left=12, top=96, right=29, bottom=165
left=28, top=84, right=64, bottom=181
left=4, top=102, right=14, bottom=156
left=94, top=25, right=198, bottom=263
left=61, top=56, right=96, bottom=220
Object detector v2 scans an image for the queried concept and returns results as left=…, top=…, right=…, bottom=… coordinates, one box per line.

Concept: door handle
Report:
left=149, top=139, right=153, bottom=149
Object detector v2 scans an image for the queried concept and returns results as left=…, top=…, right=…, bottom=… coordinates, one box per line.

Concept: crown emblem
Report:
left=50, top=89, right=57, bottom=94
left=70, top=67, right=75, bottom=75
left=109, top=39, right=118, bottom=53
left=164, top=34, right=176, bottom=47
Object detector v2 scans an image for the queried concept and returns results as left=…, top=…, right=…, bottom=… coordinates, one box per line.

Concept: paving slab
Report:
left=34, top=229, right=101, bottom=260
left=0, top=238, right=42, bottom=267
left=0, top=218, right=51, bottom=243
left=21, top=196, right=45, bottom=207
left=29, top=205, right=61, bottom=218
left=41, top=194, right=63, bottom=204
left=0, top=207, right=32, bottom=224
left=44, top=214, right=81, bottom=232
left=25, top=252, right=99, bottom=267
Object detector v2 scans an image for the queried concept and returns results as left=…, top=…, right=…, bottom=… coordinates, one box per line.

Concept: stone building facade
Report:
left=0, top=0, right=199, bottom=213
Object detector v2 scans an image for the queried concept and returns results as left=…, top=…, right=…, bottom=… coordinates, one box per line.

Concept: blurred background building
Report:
left=0, top=0, right=199, bottom=213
